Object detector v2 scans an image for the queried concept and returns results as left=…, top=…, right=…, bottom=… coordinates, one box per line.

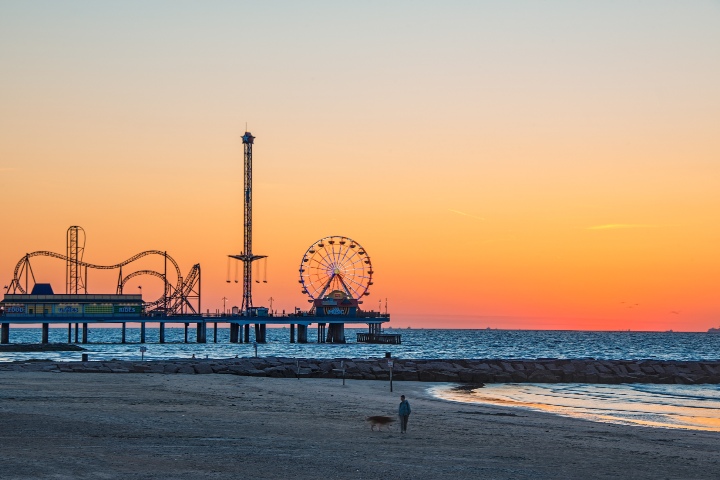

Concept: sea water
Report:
left=1, top=327, right=719, bottom=363
left=432, top=383, right=720, bottom=432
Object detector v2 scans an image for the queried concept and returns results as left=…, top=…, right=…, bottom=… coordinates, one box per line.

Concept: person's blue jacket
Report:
left=399, top=399, right=411, bottom=416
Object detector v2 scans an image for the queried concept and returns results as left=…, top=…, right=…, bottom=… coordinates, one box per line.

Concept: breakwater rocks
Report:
left=3, top=357, right=720, bottom=384
left=0, top=343, right=85, bottom=352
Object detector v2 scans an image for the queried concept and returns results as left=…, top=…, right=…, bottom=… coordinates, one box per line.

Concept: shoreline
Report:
left=2, top=356, right=719, bottom=384
left=0, top=372, right=718, bottom=479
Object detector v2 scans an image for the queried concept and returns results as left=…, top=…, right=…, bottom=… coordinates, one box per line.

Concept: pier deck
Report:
left=0, top=312, right=391, bottom=345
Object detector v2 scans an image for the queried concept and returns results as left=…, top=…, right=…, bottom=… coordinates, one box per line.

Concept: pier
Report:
left=2, top=133, right=394, bottom=347
left=0, top=292, right=390, bottom=345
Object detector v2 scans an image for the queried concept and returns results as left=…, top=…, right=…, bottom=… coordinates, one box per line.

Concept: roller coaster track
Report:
left=117, top=264, right=200, bottom=313
left=7, top=250, right=201, bottom=315
left=10, top=250, right=183, bottom=295
left=118, top=270, right=172, bottom=309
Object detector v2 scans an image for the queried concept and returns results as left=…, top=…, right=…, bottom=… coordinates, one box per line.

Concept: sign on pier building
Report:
left=1, top=293, right=143, bottom=319
left=310, top=290, right=359, bottom=317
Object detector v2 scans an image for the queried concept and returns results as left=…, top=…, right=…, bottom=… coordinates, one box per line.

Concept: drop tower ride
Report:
left=228, top=131, right=267, bottom=342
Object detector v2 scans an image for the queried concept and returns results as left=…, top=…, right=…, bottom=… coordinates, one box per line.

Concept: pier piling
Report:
left=297, top=324, right=307, bottom=343
left=196, top=322, right=206, bottom=343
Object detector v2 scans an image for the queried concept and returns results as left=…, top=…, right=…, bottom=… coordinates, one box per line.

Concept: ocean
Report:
left=1, top=326, right=719, bottom=363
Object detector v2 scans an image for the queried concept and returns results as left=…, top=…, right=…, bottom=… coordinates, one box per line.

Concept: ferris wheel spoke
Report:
left=338, top=244, right=356, bottom=266
left=342, top=249, right=361, bottom=265
left=312, top=248, right=334, bottom=269
left=310, top=257, right=336, bottom=276
left=331, top=245, right=342, bottom=265
left=346, top=275, right=368, bottom=291
left=310, top=260, right=334, bottom=276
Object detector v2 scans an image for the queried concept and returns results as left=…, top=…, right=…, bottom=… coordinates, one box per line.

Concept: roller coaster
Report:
left=4, top=227, right=200, bottom=315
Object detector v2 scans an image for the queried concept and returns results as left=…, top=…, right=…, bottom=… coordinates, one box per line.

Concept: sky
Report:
left=1, top=1, right=719, bottom=331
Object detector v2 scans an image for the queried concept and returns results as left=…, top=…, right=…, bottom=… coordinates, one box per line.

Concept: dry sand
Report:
left=0, top=372, right=718, bottom=479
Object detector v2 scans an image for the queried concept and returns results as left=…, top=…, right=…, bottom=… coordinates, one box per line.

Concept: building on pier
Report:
left=1, top=293, right=143, bottom=319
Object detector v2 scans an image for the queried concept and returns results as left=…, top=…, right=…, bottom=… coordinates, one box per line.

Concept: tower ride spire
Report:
left=229, top=131, right=267, bottom=341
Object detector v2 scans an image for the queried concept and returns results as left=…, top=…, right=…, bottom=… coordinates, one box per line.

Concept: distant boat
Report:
left=708, top=327, right=720, bottom=333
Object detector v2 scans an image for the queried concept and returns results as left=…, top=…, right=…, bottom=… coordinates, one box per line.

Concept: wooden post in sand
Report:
left=388, top=358, right=394, bottom=393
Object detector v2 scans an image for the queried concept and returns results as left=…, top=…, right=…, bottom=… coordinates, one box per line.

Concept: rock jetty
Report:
left=0, top=343, right=85, bottom=352
left=2, top=357, right=720, bottom=384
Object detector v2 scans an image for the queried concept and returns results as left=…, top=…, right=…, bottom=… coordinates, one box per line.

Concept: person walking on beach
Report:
left=398, top=395, right=411, bottom=433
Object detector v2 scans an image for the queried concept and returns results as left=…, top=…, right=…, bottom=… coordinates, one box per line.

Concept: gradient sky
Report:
left=1, top=1, right=719, bottom=331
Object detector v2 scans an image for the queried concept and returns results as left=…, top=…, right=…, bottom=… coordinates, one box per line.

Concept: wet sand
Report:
left=0, top=372, right=718, bottom=479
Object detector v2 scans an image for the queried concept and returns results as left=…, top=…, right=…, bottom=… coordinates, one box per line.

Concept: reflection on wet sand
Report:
left=433, top=383, right=720, bottom=432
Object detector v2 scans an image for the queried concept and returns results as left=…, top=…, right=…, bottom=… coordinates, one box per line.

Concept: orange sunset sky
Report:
left=1, top=2, right=718, bottom=331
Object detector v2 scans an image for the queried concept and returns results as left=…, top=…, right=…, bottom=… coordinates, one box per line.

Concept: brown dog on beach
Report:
left=366, top=415, right=395, bottom=431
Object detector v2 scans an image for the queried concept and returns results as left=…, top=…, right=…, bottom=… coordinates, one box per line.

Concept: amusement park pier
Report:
left=1, top=132, right=397, bottom=346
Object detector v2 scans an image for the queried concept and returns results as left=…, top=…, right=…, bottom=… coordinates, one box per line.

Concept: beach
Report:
left=1, top=372, right=718, bottom=479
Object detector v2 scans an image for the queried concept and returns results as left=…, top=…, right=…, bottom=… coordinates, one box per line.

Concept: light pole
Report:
left=138, top=285, right=142, bottom=299
left=221, top=296, right=228, bottom=315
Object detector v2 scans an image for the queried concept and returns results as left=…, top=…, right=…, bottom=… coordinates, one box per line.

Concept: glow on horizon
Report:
left=1, top=1, right=719, bottom=331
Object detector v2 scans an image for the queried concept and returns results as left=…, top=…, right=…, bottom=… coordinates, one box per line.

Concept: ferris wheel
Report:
left=299, top=236, right=373, bottom=301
